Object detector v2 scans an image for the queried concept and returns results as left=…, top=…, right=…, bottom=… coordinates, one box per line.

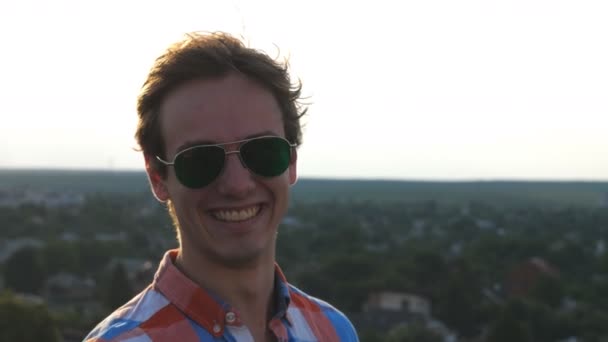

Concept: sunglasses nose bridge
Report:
left=224, top=149, right=248, bottom=170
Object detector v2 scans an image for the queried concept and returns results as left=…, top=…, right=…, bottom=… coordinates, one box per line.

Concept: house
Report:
left=353, top=291, right=456, bottom=341
left=475, top=219, right=496, bottom=231
left=353, top=291, right=432, bottom=332
left=44, top=272, right=96, bottom=301
left=363, top=291, right=431, bottom=317
left=505, top=257, right=560, bottom=298
left=43, top=272, right=103, bottom=331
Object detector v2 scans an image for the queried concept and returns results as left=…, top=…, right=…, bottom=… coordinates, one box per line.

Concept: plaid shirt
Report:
left=84, top=250, right=358, bottom=341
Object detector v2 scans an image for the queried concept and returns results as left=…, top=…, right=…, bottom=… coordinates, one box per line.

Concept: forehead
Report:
left=159, top=73, right=284, bottom=154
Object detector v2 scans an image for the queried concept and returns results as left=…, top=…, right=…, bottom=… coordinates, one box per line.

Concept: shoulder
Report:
left=287, top=284, right=359, bottom=341
left=83, top=287, right=170, bottom=342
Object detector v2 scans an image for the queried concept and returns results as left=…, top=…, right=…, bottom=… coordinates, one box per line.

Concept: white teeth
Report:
left=212, top=206, right=260, bottom=222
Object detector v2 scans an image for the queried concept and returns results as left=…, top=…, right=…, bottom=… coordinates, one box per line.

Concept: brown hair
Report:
left=135, top=31, right=307, bottom=177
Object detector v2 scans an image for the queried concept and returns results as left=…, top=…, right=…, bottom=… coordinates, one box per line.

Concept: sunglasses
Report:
left=156, top=136, right=296, bottom=189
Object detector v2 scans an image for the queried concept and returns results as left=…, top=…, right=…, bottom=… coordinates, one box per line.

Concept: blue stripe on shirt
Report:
left=100, top=318, right=141, bottom=340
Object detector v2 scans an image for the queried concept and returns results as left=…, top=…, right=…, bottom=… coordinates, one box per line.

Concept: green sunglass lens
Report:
left=174, top=146, right=225, bottom=188
left=241, top=137, right=291, bottom=177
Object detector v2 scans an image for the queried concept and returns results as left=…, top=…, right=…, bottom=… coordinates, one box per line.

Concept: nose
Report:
left=216, top=151, right=256, bottom=198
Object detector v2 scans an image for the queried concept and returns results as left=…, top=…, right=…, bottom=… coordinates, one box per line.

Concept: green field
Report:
left=1, top=169, right=607, bottom=207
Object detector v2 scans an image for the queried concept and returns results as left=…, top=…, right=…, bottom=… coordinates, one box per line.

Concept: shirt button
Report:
left=225, top=312, right=236, bottom=324
left=213, top=324, right=221, bottom=333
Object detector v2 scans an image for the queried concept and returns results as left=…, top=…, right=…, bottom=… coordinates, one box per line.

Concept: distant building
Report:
left=363, top=291, right=431, bottom=318
left=353, top=291, right=456, bottom=341
left=505, top=257, right=560, bottom=298
left=43, top=273, right=103, bottom=333
left=44, top=272, right=96, bottom=301
left=475, top=219, right=496, bottom=231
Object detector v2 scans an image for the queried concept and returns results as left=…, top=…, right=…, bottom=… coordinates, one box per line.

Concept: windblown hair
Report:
left=135, top=31, right=307, bottom=177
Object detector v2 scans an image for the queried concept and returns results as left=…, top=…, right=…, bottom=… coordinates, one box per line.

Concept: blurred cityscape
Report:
left=1, top=170, right=608, bottom=341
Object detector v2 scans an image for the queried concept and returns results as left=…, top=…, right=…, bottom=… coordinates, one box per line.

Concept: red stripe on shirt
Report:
left=141, top=304, right=201, bottom=341
left=289, top=290, right=339, bottom=341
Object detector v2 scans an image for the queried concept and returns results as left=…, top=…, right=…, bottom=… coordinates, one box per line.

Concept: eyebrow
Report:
left=174, top=130, right=280, bottom=153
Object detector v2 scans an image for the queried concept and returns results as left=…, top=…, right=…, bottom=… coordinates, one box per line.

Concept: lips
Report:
left=210, top=205, right=261, bottom=222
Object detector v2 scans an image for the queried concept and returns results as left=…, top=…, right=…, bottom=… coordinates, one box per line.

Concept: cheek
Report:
left=268, top=178, right=291, bottom=209
left=171, top=190, right=204, bottom=217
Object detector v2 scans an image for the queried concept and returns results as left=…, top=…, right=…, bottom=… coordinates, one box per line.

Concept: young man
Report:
left=84, top=32, right=358, bottom=341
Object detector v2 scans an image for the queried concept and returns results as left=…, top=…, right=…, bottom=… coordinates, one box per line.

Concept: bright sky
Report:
left=0, top=0, right=606, bottom=180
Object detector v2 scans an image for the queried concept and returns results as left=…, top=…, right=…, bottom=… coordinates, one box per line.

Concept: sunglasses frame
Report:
left=155, top=135, right=296, bottom=186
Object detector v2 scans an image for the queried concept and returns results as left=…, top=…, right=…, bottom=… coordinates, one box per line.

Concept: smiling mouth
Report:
left=210, top=205, right=261, bottom=222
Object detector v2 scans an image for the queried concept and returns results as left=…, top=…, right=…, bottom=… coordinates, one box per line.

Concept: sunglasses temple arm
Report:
left=155, top=156, right=174, bottom=166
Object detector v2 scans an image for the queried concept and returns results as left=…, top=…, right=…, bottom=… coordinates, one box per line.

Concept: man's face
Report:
left=147, top=73, right=297, bottom=267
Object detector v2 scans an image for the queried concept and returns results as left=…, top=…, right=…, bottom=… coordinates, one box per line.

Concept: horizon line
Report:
left=1, top=167, right=607, bottom=183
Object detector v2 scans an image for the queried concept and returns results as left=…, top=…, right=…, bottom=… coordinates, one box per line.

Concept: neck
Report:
left=175, top=245, right=276, bottom=325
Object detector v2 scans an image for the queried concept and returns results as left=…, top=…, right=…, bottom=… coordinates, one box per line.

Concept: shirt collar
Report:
left=273, top=264, right=292, bottom=324
left=152, top=249, right=292, bottom=336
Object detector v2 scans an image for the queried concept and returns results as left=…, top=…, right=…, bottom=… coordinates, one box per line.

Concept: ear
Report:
left=288, top=148, right=298, bottom=186
left=144, top=154, right=170, bottom=202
